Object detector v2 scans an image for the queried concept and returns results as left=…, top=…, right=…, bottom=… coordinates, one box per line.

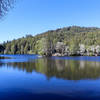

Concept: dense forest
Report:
left=1, top=26, right=100, bottom=56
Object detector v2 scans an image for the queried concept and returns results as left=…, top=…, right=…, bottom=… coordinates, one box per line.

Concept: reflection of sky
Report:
left=0, top=66, right=100, bottom=97
left=52, top=56, right=100, bottom=62
left=0, top=55, right=100, bottom=98
left=0, top=54, right=39, bottom=63
left=1, top=55, right=100, bottom=63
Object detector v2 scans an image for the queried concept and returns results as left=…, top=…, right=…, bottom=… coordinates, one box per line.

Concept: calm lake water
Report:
left=0, top=55, right=100, bottom=100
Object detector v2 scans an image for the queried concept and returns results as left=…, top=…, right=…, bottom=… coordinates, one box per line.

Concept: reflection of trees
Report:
left=0, top=61, right=4, bottom=66
left=0, top=57, right=9, bottom=59
left=5, top=58, right=100, bottom=80
left=0, top=57, right=8, bottom=66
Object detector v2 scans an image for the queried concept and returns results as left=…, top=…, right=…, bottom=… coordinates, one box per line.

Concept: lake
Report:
left=0, top=55, right=100, bottom=100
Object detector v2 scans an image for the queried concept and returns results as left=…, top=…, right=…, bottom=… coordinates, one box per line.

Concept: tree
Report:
left=69, top=39, right=80, bottom=55
left=41, top=37, right=51, bottom=56
left=44, top=33, right=54, bottom=56
left=21, top=45, right=24, bottom=54
left=11, top=44, right=17, bottom=54
left=24, top=43, right=30, bottom=54
left=95, top=45, right=100, bottom=55
left=0, top=0, right=14, bottom=18
left=0, top=44, right=5, bottom=53
left=79, top=44, right=86, bottom=55
left=55, top=42, right=65, bottom=54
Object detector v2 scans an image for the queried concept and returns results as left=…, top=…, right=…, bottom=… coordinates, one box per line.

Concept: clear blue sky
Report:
left=0, top=0, right=100, bottom=43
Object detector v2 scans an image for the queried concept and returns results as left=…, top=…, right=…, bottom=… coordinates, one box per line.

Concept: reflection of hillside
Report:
left=0, top=57, right=10, bottom=59
left=5, top=58, right=100, bottom=80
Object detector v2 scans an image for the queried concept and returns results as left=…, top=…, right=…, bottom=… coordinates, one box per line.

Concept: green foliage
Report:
left=1, top=26, right=100, bottom=56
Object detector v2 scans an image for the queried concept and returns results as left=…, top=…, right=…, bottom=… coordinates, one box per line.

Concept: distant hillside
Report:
left=1, top=26, right=100, bottom=56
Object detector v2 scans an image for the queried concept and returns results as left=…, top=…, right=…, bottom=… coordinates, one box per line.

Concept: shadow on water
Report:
left=1, top=92, right=100, bottom=100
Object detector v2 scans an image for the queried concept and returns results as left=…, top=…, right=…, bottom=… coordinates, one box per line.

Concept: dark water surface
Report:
left=0, top=55, right=100, bottom=100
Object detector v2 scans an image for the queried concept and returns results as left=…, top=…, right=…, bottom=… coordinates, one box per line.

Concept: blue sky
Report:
left=0, top=0, right=100, bottom=43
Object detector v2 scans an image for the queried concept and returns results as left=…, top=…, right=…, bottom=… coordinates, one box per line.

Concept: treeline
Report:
left=1, top=26, right=100, bottom=56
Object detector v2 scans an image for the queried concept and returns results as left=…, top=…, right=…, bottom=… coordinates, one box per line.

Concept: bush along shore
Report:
left=1, top=26, right=100, bottom=56
left=51, top=43, right=100, bottom=57
left=41, top=42, right=100, bottom=57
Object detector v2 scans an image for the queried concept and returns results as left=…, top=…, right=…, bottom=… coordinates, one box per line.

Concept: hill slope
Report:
left=1, top=26, right=100, bottom=56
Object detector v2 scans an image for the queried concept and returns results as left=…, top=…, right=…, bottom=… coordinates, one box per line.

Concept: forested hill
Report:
left=1, top=26, right=100, bottom=56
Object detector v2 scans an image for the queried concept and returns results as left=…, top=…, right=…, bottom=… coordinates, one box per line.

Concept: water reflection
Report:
left=3, top=58, right=100, bottom=80
left=0, top=56, right=10, bottom=59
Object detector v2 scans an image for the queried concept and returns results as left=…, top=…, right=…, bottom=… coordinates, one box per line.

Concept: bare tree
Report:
left=0, top=0, right=14, bottom=18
